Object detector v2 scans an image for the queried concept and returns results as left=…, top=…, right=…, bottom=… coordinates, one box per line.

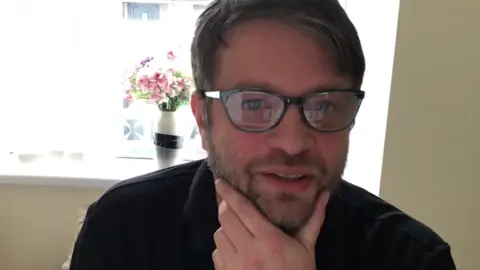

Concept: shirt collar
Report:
left=183, top=160, right=345, bottom=270
left=183, top=160, right=219, bottom=252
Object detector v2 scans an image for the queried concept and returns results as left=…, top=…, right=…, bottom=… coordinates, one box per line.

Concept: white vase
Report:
left=153, top=106, right=194, bottom=169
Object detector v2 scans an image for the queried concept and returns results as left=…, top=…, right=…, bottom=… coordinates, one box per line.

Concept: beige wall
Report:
left=0, top=184, right=103, bottom=270
left=380, top=0, right=479, bottom=270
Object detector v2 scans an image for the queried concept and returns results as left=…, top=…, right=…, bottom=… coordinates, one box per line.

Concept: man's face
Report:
left=192, top=20, right=351, bottom=234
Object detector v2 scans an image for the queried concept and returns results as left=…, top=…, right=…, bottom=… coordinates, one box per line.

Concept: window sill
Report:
left=0, top=154, right=204, bottom=189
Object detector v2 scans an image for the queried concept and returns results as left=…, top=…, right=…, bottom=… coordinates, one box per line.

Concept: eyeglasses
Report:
left=201, top=88, right=365, bottom=133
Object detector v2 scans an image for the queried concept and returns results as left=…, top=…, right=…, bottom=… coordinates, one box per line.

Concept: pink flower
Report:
left=151, top=91, right=166, bottom=103
left=161, top=80, right=173, bottom=96
left=137, top=75, right=150, bottom=90
left=167, top=51, right=176, bottom=60
left=151, top=71, right=162, bottom=81
left=177, top=78, right=185, bottom=89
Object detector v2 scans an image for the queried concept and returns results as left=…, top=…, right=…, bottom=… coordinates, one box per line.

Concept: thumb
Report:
left=295, top=190, right=331, bottom=249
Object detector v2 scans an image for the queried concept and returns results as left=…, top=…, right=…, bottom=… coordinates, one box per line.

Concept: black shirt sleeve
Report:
left=362, top=214, right=458, bottom=270
left=421, top=243, right=456, bottom=270
left=69, top=201, right=126, bottom=270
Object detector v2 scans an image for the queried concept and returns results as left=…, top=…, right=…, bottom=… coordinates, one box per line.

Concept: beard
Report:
left=206, top=131, right=347, bottom=235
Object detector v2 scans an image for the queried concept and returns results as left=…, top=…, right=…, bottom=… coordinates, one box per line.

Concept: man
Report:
left=71, top=0, right=456, bottom=269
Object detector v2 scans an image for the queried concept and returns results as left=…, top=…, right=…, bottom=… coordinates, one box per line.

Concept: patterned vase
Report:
left=153, top=105, right=194, bottom=169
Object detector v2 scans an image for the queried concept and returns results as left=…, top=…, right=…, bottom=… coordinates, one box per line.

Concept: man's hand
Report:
left=212, top=179, right=330, bottom=270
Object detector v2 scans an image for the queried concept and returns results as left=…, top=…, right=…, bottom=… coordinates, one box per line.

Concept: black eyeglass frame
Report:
left=200, top=88, right=366, bottom=133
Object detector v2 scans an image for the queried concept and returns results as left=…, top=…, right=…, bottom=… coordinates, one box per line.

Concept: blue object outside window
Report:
left=124, top=3, right=160, bottom=21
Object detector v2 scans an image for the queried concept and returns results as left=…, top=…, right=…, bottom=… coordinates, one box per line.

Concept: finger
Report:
left=212, top=249, right=224, bottom=270
left=214, top=227, right=236, bottom=255
left=215, top=179, right=274, bottom=237
left=295, top=190, right=331, bottom=249
left=218, top=199, right=253, bottom=249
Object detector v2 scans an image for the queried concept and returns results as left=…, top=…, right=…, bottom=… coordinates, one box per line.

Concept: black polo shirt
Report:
left=70, top=160, right=456, bottom=270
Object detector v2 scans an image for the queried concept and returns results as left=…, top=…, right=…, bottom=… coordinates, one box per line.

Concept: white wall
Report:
left=343, top=0, right=400, bottom=194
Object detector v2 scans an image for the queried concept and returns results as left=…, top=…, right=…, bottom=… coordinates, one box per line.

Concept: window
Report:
left=2, top=0, right=400, bottom=195
left=2, top=0, right=210, bottom=162
left=123, top=2, right=162, bottom=21
left=116, top=1, right=207, bottom=159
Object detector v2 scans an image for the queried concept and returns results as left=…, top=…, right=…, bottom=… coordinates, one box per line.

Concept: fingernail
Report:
left=215, top=179, right=224, bottom=190
left=218, top=200, right=228, bottom=213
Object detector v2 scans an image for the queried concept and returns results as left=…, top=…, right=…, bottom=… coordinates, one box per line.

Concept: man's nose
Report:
left=265, top=107, right=314, bottom=155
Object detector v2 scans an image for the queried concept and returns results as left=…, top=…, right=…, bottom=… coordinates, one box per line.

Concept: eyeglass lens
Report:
left=224, top=91, right=360, bottom=132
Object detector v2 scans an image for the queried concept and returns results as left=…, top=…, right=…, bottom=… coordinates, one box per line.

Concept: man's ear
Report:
left=190, top=91, right=208, bottom=151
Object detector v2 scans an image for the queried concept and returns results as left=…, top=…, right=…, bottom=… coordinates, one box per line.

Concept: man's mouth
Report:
left=259, top=171, right=314, bottom=193
left=272, top=173, right=306, bottom=180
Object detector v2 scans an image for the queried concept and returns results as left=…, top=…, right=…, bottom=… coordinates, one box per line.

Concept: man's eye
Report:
left=241, top=99, right=263, bottom=110
left=317, top=101, right=334, bottom=113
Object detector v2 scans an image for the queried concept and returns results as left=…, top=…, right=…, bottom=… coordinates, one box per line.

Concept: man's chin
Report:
left=254, top=198, right=315, bottom=235
left=268, top=213, right=309, bottom=236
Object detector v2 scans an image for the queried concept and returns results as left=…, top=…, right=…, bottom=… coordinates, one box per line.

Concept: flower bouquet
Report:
left=121, top=51, right=195, bottom=165
left=124, top=51, right=192, bottom=112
